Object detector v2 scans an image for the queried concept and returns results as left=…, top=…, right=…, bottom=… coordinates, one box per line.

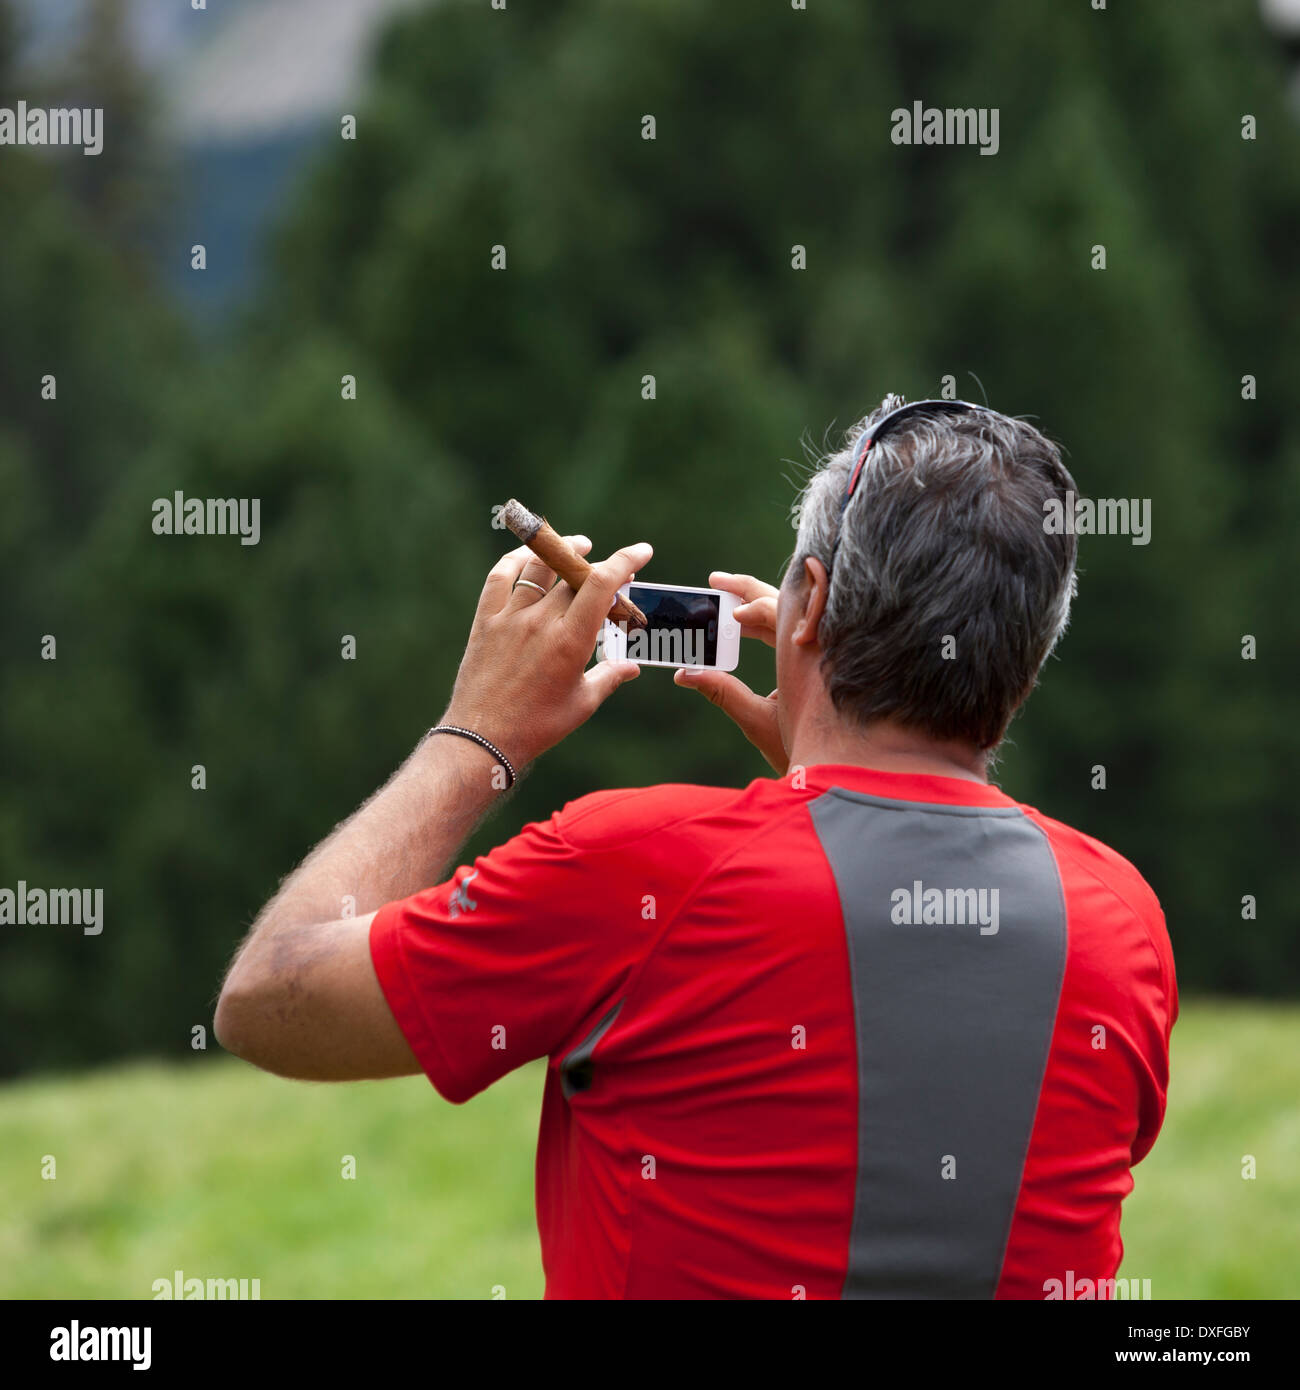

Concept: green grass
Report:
left=0, top=999, right=1295, bottom=1299
left=1120, top=1000, right=1300, bottom=1298
left=0, top=1058, right=546, bottom=1299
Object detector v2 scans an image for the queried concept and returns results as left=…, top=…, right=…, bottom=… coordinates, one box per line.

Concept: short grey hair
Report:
left=791, top=395, right=1079, bottom=750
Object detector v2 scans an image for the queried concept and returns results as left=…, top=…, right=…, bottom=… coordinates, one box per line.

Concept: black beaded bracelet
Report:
left=426, top=725, right=516, bottom=788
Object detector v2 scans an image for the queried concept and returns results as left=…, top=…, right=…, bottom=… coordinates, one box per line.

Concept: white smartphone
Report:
left=602, top=581, right=741, bottom=672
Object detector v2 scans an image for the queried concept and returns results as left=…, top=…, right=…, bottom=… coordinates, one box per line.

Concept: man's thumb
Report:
left=583, top=657, right=640, bottom=706
left=674, top=668, right=763, bottom=728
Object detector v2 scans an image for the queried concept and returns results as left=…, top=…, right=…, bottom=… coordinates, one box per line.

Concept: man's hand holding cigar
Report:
left=441, top=531, right=651, bottom=775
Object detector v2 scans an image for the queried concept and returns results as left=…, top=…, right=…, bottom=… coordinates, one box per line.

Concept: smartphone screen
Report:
left=603, top=582, right=740, bottom=670
left=625, top=584, right=721, bottom=666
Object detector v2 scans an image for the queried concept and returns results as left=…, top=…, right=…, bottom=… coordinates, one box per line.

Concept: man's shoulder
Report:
left=552, top=779, right=775, bottom=852
left=1021, top=804, right=1164, bottom=924
left=1019, top=803, right=1177, bottom=1030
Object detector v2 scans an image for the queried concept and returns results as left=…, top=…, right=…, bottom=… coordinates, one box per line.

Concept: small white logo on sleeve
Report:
left=449, top=870, right=479, bottom=918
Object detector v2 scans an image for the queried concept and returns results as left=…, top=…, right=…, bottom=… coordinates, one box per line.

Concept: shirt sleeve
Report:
left=368, top=798, right=661, bottom=1103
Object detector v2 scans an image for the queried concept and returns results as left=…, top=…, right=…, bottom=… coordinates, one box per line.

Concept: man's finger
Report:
left=582, top=655, right=641, bottom=709
left=477, top=543, right=538, bottom=618
left=673, top=668, right=769, bottom=732
left=676, top=668, right=785, bottom=772
left=507, top=535, right=591, bottom=611
left=732, top=596, right=778, bottom=647
left=709, top=571, right=779, bottom=604
left=565, top=542, right=654, bottom=636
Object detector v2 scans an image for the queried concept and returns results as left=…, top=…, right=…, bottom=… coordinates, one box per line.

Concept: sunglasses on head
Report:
left=824, top=398, right=987, bottom=575
left=841, top=398, right=986, bottom=509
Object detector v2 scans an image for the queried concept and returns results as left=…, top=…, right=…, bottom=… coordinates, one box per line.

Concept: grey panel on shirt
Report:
left=809, top=788, right=1067, bottom=1299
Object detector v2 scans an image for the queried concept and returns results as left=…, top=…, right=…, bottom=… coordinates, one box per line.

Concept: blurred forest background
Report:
left=2, top=0, right=1299, bottom=1083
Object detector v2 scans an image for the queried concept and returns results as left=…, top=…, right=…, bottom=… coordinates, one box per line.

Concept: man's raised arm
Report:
left=213, top=535, right=648, bottom=1081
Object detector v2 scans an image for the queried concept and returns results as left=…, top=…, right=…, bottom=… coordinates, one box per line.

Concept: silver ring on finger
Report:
left=513, top=578, right=549, bottom=596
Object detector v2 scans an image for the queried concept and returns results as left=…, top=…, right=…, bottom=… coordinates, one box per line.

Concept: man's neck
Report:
left=788, top=715, right=989, bottom=784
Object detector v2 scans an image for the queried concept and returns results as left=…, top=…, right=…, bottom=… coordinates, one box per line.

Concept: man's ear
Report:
left=792, top=556, right=829, bottom=649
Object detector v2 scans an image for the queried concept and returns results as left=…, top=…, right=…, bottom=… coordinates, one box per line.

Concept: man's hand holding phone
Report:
left=674, top=572, right=788, bottom=776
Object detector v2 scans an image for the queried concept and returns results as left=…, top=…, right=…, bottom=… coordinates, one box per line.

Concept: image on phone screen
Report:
left=625, top=584, right=720, bottom=666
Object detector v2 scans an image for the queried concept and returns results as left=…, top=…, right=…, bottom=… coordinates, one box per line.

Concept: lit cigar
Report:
left=502, top=499, right=648, bottom=629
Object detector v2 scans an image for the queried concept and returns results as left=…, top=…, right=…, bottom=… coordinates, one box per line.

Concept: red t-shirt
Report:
left=369, top=765, right=1176, bottom=1300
